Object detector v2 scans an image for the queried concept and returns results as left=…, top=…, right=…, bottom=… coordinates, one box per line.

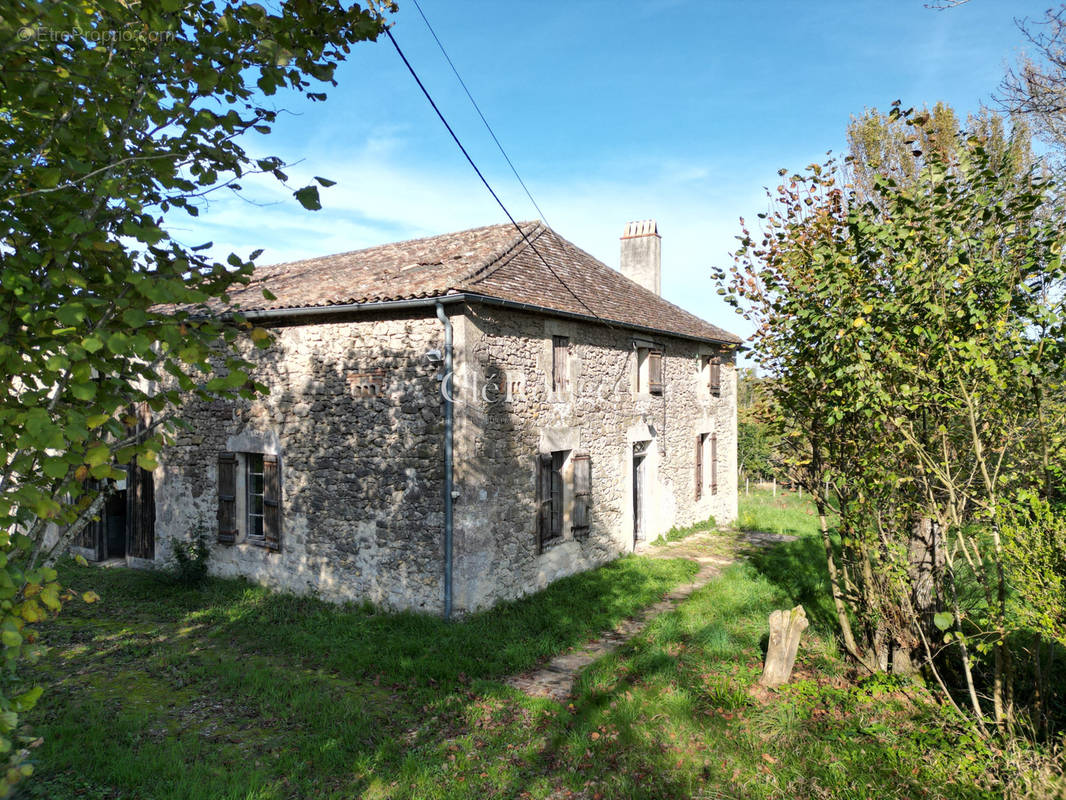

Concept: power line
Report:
left=384, top=27, right=601, bottom=321
left=409, top=0, right=551, bottom=228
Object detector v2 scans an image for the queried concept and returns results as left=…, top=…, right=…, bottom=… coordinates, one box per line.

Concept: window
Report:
left=246, top=453, right=265, bottom=541
left=536, top=450, right=592, bottom=551
left=552, top=336, right=569, bottom=393
left=537, top=451, right=565, bottom=551
left=218, top=451, right=281, bottom=551
left=710, top=434, right=718, bottom=496
left=637, top=347, right=664, bottom=395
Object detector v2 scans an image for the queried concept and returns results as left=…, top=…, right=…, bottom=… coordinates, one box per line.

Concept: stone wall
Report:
left=152, top=303, right=737, bottom=616
left=450, top=305, right=737, bottom=613
left=155, top=311, right=448, bottom=612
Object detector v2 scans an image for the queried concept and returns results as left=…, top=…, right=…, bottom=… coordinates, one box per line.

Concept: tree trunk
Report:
left=909, top=516, right=944, bottom=642
left=816, top=507, right=869, bottom=668
left=761, top=606, right=809, bottom=688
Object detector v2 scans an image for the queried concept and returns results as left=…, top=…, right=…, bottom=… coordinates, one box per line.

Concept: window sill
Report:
left=539, top=535, right=565, bottom=553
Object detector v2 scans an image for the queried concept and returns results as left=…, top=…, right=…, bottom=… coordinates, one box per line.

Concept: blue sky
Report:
left=179, top=0, right=1050, bottom=356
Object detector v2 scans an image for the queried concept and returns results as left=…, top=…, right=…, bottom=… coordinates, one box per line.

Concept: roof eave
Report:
left=221, top=291, right=741, bottom=349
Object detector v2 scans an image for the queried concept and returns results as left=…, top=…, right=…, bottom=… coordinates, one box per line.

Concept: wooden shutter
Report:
left=572, top=454, right=591, bottom=534
left=536, top=453, right=553, bottom=552
left=263, top=454, right=281, bottom=552
left=217, top=452, right=237, bottom=545
left=127, top=466, right=155, bottom=559
left=710, top=434, right=718, bottom=495
left=649, top=351, right=663, bottom=395
left=695, top=436, right=703, bottom=501
left=709, top=357, right=721, bottom=397
left=552, top=336, right=569, bottom=392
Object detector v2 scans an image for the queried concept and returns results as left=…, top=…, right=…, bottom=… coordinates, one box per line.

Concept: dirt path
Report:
left=505, top=530, right=792, bottom=701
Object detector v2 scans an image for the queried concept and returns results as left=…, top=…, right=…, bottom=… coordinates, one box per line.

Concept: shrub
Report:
left=171, top=528, right=210, bottom=587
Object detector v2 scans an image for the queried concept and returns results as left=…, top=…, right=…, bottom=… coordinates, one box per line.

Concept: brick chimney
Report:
left=619, top=220, right=661, bottom=295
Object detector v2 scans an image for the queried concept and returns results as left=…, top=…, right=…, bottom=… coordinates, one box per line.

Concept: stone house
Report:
left=77, top=220, right=741, bottom=615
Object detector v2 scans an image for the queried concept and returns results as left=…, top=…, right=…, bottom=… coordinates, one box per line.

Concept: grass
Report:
left=737, top=487, right=827, bottom=538
left=24, top=555, right=697, bottom=800
left=652, top=514, right=718, bottom=546
left=21, top=494, right=1041, bottom=799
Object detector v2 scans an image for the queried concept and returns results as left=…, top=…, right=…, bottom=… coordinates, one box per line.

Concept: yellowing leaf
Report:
left=85, top=444, right=110, bottom=468
left=82, top=591, right=100, bottom=604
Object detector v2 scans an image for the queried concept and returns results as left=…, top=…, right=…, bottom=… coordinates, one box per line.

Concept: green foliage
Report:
left=1000, top=495, right=1066, bottom=650
left=170, top=528, right=211, bottom=587
left=720, top=101, right=1066, bottom=732
left=0, top=0, right=389, bottom=793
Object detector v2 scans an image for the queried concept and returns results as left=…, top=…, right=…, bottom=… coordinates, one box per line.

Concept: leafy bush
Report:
left=171, top=529, right=210, bottom=587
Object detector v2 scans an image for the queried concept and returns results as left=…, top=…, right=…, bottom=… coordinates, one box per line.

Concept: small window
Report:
left=709, top=356, right=721, bottom=397
left=552, top=336, right=569, bottom=393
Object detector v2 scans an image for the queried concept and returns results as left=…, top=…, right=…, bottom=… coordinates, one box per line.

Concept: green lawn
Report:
left=738, top=486, right=828, bottom=538
left=21, top=497, right=1021, bottom=799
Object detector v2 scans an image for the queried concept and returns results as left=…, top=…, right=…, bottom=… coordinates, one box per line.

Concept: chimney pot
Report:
left=619, top=219, right=661, bottom=295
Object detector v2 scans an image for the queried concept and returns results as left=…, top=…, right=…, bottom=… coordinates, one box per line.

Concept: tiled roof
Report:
left=221, top=222, right=741, bottom=345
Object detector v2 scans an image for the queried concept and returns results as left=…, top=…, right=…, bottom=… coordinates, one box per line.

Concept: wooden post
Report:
left=760, top=605, right=809, bottom=688
left=772, top=477, right=776, bottom=497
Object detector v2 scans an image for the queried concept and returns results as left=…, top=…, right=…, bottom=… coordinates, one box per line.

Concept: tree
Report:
left=736, top=368, right=778, bottom=483
left=846, top=103, right=1035, bottom=207
left=0, top=0, right=389, bottom=791
left=721, top=103, right=1066, bottom=735
left=1001, top=5, right=1066, bottom=177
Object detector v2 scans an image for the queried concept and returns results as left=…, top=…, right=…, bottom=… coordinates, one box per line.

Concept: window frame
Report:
left=636, top=346, right=665, bottom=396
left=537, top=449, right=592, bottom=551
left=218, top=450, right=281, bottom=551
left=246, top=452, right=266, bottom=543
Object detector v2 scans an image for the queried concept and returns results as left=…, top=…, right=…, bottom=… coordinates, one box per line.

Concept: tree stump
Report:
left=760, top=605, right=809, bottom=688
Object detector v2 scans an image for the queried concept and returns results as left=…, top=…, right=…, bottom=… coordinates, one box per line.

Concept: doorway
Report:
left=104, top=488, right=127, bottom=558
left=633, top=441, right=649, bottom=545
left=75, top=467, right=155, bottom=561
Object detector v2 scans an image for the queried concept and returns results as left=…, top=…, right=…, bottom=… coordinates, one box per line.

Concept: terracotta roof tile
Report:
left=221, top=222, right=740, bottom=345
